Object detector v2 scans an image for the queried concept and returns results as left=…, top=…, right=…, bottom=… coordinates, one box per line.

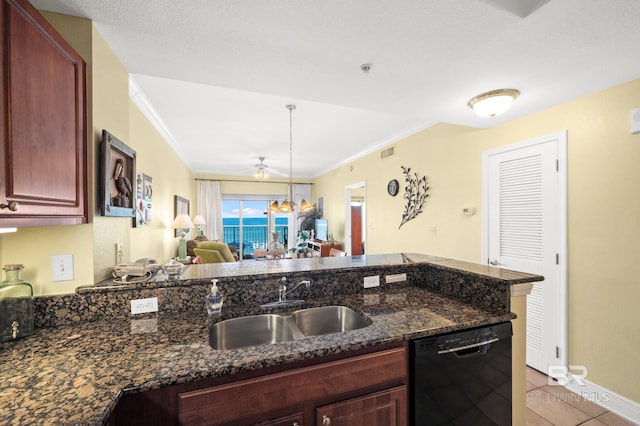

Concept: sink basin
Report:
left=209, top=306, right=372, bottom=350
left=209, top=314, right=294, bottom=350
left=291, top=306, right=372, bottom=337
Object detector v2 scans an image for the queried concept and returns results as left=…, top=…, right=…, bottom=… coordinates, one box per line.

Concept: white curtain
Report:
left=287, top=183, right=312, bottom=250
left=197, top=180, right=223, bottom=241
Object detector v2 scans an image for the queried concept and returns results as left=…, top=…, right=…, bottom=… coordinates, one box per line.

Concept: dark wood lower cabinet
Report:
left=111, top=344, right=407, bottom=426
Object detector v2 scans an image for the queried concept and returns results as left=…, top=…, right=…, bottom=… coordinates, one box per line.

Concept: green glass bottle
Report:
left=0, top=264, right=34, bottom=342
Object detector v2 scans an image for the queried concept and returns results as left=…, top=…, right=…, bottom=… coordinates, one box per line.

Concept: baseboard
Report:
left=565, top=378, right=640, bottom=425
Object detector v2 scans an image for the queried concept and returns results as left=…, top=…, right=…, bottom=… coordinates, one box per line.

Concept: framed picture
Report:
left=134, top=172, right=153, bottom=227
left=100, top=130, right=136, bottom=217
left=174, top=195, right=190, bottom=237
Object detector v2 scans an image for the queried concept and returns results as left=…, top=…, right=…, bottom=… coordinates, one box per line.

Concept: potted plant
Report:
left=298, top=205, right=322, bottom=234
left=293, top=229, right=311, bottom=257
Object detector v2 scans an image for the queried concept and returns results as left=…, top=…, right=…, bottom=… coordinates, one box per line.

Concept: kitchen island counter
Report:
left=0, top=254, right=542, bottom=425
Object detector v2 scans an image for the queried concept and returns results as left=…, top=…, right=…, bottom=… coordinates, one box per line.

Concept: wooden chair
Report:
left=329, top=248, right=347, bottom=257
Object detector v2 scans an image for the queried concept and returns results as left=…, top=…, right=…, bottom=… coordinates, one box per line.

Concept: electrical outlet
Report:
left=363, top=275, right=380, bottom=288
left=116, top=243, right=123, bottom=264
left=386, top=273, right=407, bottom=283
left=51, top=254, right=74, bottom=282
left=131, top=297, right=158, bottom=315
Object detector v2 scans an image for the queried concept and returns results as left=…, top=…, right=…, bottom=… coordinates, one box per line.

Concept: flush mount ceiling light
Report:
left=269, top=105, right=312, bottom=214
left=468, top=89, right=520, bottom=118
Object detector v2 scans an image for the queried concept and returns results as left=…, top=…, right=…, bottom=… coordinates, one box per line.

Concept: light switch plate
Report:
left=386, top=273, right=407, bottom=283
left=51, top=254, right=74, bottom=282
left=131, top=297, right=158, bottom=315
left=631, top=107, right=640, bottom=135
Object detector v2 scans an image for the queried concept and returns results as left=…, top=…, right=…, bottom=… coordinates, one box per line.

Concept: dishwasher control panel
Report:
left=414, top=321, right=512, bottom=353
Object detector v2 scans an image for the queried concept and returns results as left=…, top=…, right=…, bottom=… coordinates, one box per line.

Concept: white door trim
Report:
left=481, top=130, right=568, bottom=369
left=345, top=181, right=366, bottom=256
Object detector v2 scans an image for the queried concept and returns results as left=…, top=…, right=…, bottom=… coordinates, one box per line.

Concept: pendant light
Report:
left=269, top=104, right=311, bottom=213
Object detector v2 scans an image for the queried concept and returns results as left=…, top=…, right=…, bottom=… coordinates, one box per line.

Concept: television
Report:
left=315, top=218, right=328, bottom=241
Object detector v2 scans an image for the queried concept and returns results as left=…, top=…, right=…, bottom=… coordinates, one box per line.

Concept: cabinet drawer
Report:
left=178, top=347, right=406, bottom=425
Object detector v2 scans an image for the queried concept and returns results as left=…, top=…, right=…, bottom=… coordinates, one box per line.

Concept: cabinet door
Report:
left=0, top=0, right=87, bottom=227
left=179, top=348, right=406, bottom=425
left=316, top=386, right=407, bottom=426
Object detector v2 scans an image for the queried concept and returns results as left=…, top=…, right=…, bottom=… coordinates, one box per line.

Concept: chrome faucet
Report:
left=261, top=277, right=312, bottom=308
left=278, top=277, right=311, bottom=302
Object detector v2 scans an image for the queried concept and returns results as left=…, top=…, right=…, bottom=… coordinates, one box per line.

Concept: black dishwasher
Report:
left=410, top=322, right=512, bottom=426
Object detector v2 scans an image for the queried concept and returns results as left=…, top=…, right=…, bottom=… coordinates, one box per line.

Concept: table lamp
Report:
left=172, top=213, right=194, bottom=262
left=192, top=215, right=205, bottom=237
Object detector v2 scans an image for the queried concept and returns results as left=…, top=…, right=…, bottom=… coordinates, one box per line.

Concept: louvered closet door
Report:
left=486, top=136, right=560, bottom=374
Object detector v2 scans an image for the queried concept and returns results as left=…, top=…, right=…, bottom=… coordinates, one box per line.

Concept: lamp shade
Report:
left=299, top=199, right=312, bottom=213
left=279, top=201, right=292, bottom=213
left=192, top=215, right=205, bottom=225
left=468, top=89, right=519, bottom=118
left=172, top=213, right=194, bottom=230
left=269, top=201, right=281, bottom=212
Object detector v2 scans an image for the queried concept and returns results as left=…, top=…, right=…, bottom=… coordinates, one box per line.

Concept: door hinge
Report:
left=556, top=159, right=559, bottom=171
left=555, top=346, right=560, bottom=358
left=556, top=253, right=559, bottom=265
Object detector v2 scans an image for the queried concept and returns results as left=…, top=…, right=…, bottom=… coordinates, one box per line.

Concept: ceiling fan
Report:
left=255, top=156, right=269, bottom=179
left=251, top=157, right=287, bottom=179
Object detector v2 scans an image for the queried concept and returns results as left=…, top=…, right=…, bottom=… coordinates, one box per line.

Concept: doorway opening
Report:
left=344, top=182, right=366, bottom=255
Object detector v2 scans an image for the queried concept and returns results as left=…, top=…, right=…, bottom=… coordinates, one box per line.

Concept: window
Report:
left=222, top=199, right=288, bottom=260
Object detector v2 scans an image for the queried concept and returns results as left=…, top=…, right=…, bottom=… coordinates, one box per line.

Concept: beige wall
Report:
left=0, top=13, right=194, bottom=294
left=316, top=78, right=640, bottom=403
left=130, top=101, right=194, bottom=262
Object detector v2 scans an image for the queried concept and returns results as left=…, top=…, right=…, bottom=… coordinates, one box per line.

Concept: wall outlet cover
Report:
left=364, top=275, right=380, bottom=288
left=131, top=297, right=159, bottom=315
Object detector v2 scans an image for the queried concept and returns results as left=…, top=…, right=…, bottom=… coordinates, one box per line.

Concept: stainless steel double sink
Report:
left=209, top=306, right=372, bottom=350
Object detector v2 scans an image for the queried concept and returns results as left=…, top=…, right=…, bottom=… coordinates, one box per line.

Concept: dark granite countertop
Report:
left=0, top=286, right=515, bottom=426
left=2, top=253, right=543, bottom=425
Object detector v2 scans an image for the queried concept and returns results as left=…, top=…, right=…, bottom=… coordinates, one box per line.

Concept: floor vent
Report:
left=381, top=146, right=395, bottom=159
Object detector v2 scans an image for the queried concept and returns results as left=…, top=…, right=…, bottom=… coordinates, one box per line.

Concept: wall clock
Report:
left=387, top=179, right=399, bottom=196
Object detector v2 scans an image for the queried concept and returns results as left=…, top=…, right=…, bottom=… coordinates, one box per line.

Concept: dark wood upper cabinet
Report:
left=0, top=0, right=88, bottom=227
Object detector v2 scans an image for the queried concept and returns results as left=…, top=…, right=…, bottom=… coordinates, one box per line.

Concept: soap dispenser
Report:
left=206, top=279, right=223, bottom=315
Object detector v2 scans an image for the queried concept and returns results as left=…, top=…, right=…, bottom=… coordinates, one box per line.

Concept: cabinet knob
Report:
left=322, top=415, right=331, bottom=425
left=0, top=201, right=19, bottom=212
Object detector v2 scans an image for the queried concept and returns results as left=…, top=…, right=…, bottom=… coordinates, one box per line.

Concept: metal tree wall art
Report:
left=399, top=166, right=430, bottom=229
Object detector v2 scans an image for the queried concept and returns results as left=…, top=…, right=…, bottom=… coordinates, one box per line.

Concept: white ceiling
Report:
left=31, top=0, right=640, bottom=178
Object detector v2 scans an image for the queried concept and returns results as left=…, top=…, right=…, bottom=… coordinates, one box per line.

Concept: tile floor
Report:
left=526, top=367, right=637, bottom=426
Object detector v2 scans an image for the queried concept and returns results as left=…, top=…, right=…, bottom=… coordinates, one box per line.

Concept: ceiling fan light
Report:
left=468, top=89, right=519, bottom=118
